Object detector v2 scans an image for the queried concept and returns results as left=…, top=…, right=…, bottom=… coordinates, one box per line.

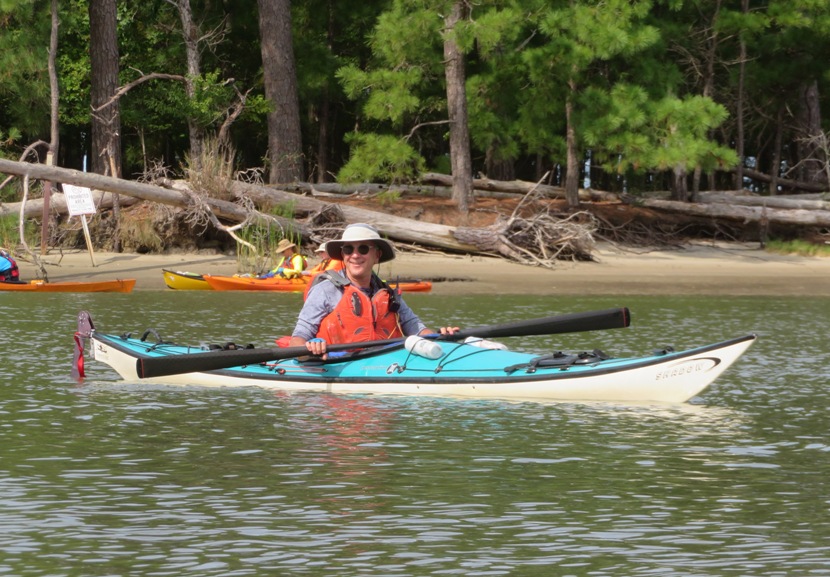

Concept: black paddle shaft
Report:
left=136, top=307, right=630, bottom=379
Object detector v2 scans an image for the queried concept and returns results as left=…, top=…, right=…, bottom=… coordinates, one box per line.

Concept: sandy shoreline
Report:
left=18, top=241, right=830, bottom=296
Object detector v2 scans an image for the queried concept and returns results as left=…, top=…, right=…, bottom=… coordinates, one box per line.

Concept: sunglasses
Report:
left=341, top=244, right=375, bottom=256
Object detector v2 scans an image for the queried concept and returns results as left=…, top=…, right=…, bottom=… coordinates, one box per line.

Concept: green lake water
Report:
left=2, top=291, right=829, bottom=576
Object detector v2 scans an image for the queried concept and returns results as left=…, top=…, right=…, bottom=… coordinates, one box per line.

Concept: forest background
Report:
left=1, top=0, right=829, bottom=263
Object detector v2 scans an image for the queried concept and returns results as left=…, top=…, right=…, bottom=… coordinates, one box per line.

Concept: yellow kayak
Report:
left=162, top=269, right=212, bottom=290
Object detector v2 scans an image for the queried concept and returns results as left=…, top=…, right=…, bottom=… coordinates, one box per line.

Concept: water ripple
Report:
left=1, top=294, right=829, bottom=575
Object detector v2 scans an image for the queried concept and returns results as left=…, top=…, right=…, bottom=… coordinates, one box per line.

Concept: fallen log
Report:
left=421, top=172, right=619, bottom=202
left=0, top=158, right=484, bottom=254
left=278, top=182, right=451, bottom=198
left=0, top=190, right=139, bottom=219
left=229, top=181, right=596, bottom=264
left=735, top=167, right=829, bottom=194
left=0, top=158, right=307, bottom=237
left=698, top=191, right=830, bottom=211
left=641, top=198, right=830, bottom=227
left=229, top=181, right=481, bottom=252
left=280, top=180, right=577, bottom=202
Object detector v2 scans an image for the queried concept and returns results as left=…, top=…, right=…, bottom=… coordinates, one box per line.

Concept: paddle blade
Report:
left=453, top=307, right=630, bottom=340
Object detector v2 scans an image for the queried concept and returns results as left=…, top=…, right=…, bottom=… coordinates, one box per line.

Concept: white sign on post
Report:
left=63, top=184, right=97, bottom=216
left=62, top=184, right=98, bottom=266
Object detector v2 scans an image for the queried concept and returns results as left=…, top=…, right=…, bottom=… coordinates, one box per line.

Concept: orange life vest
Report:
left=306, top=257, right=341, bottom=276
left=314, top=272, right=403, bottom=344
left=303, top=260, right=344, bottom=301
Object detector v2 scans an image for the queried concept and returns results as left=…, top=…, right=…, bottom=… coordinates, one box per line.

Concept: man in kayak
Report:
left=260, top=238, right=307, bottom=279
left=0, top=248, right=20, bottom=282
left=290, top=223, right=456, bottom=356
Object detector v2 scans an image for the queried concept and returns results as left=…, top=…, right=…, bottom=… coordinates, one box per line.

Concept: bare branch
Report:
left=405, top=120, right=451, bottom=142
left=217, top=84, right=252, bottom=146
left=92, top=72, right=187, bottom=113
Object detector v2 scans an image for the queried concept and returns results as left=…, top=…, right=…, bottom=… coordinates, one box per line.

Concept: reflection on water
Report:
left=1, top=293, right=829, bottom=575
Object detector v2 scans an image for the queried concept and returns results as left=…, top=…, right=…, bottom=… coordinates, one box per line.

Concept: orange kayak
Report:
left=202, top=274, right=432, bottom=293
left=0, top=278, right=136, bottom=293
left=203, top=274, right=308, bottom=292
left=389, top=279, right=432, bottom=293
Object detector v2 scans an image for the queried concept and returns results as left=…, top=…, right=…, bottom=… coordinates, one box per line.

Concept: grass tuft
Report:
left=765, top=239, right=830, bottom=257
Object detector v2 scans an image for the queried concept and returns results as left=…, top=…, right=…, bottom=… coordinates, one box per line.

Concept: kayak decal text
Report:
left=655, top=357, right=720, bottom=381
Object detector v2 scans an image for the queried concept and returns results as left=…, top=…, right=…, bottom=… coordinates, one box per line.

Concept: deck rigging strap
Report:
left=504, top=350, right=611, bottom=374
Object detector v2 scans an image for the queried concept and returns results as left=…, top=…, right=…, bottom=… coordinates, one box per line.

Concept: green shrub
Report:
left=765, top=239, right=830, bottom=257
left=0, top=214, right=37, bottom=249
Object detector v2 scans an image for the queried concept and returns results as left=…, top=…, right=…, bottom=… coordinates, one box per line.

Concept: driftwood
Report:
left=0, top=158, right=307, bottom=238
left=0, top=189, right=139, bottom=219
left=278, top=181, right=453, bottom=198
left=228, top=180, right=481, bottom=252
left=232, top=179, right=595, bottom=265
left=279, top=179, right=612, bottom=203
left=698, top=191, right=830, bottom=211
left=735, top=167, right=829, bottom=194
left=421, top=172, right=619, bottom=202
left=640, top=198, right=830, bottom=227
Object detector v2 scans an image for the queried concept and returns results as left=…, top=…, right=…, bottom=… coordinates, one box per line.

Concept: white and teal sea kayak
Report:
left=74, top=309, right=755, bottom=404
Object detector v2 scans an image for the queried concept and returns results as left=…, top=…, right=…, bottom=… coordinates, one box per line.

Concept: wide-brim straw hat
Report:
left=275, top=238, right=296, bottom=253
left=326, top=223, right=395, bottom=263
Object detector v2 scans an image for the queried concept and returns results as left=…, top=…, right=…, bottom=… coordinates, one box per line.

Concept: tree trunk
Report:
left=485, top=145, right=515, bottom=181
left=671, top=165, right=688, bottom=201
left=796, top=79, right=824, bottom=185
left=48, top=0, right=60, bottom=161
left=564, top=74, right=580, bottom=209
left=257, top=0, right=305, bottom=183
left=89, top=0, right=122, bottom=251
left=41, top=0, right=60, bottom=255
left=734, top=0, right=748, bottom=191
left=88, top=0, right=121, bottom=177
left=316, top=95, right=331, bottom=183
left=315, top=3, right=335, bottom=184
left=174, top=0, right=205, bottom=167
left=691, top=0, right=722, bottom=201
left=770, top=107, right=783, bottom=195
left=443, top=0, right=473, bottom=216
